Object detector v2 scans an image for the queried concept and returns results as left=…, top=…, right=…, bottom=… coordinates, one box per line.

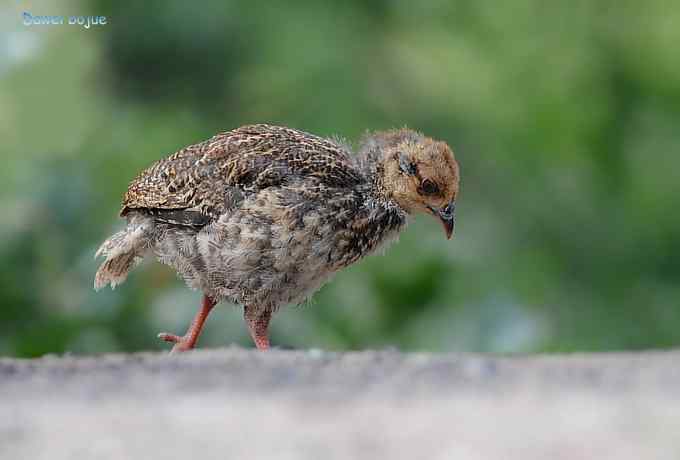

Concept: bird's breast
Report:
left=194, top=187, right=406, bottom=308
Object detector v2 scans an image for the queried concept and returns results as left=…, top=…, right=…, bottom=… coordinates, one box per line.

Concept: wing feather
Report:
left=121, top=124, right=364, bottom=224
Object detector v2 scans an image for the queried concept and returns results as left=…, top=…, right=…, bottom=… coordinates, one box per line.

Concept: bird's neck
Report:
left=353, top=140, right=385, bottom=195
left=355, top=160, right=408, bottom=233
left=358, top=152, right=404, bottom=217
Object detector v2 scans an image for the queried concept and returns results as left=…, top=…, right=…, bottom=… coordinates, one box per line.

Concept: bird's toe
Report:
left=157, top=332, right=182, bottom=343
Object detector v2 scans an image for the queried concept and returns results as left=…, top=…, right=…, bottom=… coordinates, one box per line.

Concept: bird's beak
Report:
left=429, top=201, right=456, bottom=239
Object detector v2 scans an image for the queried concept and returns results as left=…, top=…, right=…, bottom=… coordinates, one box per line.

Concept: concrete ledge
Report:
left=2, top=348, right=680, bottom=459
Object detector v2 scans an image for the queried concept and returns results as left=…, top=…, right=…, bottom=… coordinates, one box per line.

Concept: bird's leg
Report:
left=244, top=306, right=272, bottom=350
left=158, top=294, right=216, bottom=353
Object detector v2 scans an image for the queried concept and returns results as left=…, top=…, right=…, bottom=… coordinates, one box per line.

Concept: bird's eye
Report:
left=420, top=179, right=439, bottom=195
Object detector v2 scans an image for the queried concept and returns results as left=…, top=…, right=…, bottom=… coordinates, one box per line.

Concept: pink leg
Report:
left=158, top=295, right=216, bottom=353
left=244, top=306, right=272, bottom=350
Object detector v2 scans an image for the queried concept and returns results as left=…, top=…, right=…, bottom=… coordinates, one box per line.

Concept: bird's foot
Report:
left=157, top=332, right=195, bottom=353
left=158, top=294, right=216, bottom=354
left=252, top=334, right=270, bottom=351
left=244, top=306, right=272, bottom=351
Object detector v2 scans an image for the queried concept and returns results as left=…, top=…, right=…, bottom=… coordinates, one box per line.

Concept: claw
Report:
left=157, top=332, right=193, bottom=353
left=157, top=332, right=183, bottom=343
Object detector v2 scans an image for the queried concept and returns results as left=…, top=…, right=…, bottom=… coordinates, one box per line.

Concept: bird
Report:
left=94, top=124, right=459, bottom=352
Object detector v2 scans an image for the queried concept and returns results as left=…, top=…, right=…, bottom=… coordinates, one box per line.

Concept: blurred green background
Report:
left=1, top=0, right=679, bottom=357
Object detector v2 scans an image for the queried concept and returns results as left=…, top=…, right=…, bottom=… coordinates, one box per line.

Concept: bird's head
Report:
left=362, top=129, right=460, bottom=239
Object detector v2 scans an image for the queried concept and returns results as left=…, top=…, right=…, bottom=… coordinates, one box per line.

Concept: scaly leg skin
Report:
left=244, top=306, right=272, bottom=350
left=158, top=294, right=216, bottom=353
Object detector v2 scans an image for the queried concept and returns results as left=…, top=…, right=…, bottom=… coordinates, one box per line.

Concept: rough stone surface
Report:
left=1, top=348, right=680, bottom=459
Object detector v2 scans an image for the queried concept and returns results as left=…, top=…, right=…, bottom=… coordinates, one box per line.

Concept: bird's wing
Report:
left=121, top=124, right=364, bottom=225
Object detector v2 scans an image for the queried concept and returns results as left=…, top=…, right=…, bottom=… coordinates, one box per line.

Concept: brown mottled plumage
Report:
left=95, top=124, right=459, bottom=351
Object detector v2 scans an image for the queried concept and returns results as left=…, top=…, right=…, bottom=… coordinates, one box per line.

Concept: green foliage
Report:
left=1, top=0, right=679, bottom=356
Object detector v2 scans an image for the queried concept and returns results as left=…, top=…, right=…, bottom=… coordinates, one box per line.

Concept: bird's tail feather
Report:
left=94, top=216, right=153, bottom=291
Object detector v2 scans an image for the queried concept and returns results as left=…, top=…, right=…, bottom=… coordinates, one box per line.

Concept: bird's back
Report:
left=122, top=124, right=364, bottom=221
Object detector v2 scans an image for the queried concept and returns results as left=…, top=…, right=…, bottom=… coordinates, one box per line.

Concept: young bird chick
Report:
left=95, top=124, right=459, bottom=352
